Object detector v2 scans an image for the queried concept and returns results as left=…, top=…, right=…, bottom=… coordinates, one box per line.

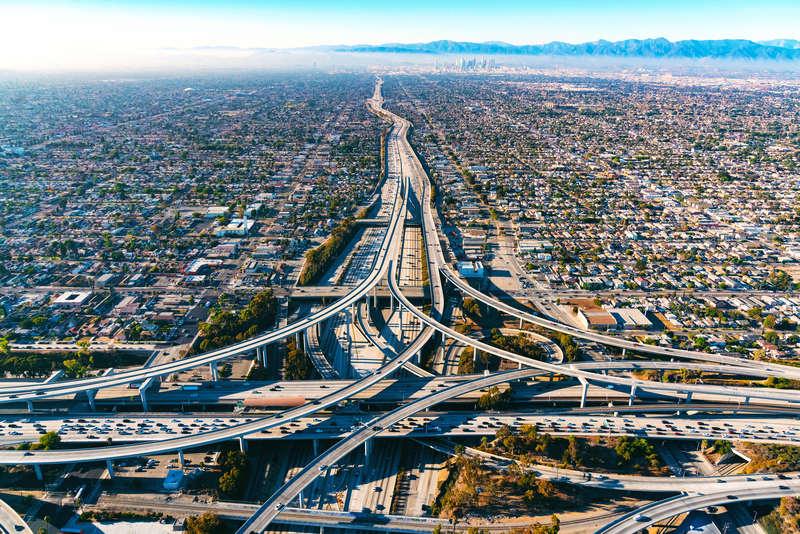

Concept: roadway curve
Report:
left=595, top=487, right=800, bottom=534
left=0, top=498, right=31, bottom=534
left=236, top=367, right=542, bottom=534
left=234, top=362, right=800, bottom=533
left=355, top=301, right=433, bottom=378
left=0, top=95, right=410, bottom=406
left=439, top=267, right=800, bottom=379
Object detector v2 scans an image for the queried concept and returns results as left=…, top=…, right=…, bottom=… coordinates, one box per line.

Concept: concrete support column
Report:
left=140, top=389, right=149, bottom=413
left=519, top=318, right=523, bottom=329
left=298, top=490, right=305, bottom=509
left=744, top=397, right=750, bottom=405
left=364, top=437, right=373, bottom=462
left=581, top=382, right=588, bottom=408
left=473, top=346, right=478, bottom=363
left=295, top=332, right=301, bottom=347
left=34, top=464, right=43, bottom=481
left=178, top=450, right=185, bottom=466
left=549, top=372, right=554, bottom=382
left=238, top=436, right=248, bottom=452
left=629, top=383, right=637, bottom=406
left=87, top=389, right=96, bottom=412
left=346, top=311, right=352, bottom=378
left=518, top=362, right=523, bottom=370
left=373, top=285, right=377, bottom=304
left=685, top=392, right=693, bottom=404
left=26, top=400, right=34, bottom=413
left=209, top=363, right=219, bottom=381
left=398, top=305, right=403, bottom=337
left=313, top=439, right=319, bottom=456
left=622, top=348, right=627, bottom=358
left=106, top=459, right=115, bottom=479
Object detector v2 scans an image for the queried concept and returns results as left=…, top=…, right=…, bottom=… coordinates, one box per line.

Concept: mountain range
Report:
left=327, top=38, right=800, bottom=60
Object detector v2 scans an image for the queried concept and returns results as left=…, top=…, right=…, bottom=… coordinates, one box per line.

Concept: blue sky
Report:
left=2, top=0, right=799, bottom=69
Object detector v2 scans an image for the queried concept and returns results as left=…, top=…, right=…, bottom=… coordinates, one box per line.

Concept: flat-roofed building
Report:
left=578, top=309, right=617, bottom=331
left=458, top=261, right=484, bottom=278
left=53, top=291, right=92, bottom=308
left=115, top=296, right=141, bottom=315
left=205, top=206, right=230, bottom=219
left=608, top=308, right=652, bottom=330
left=216, top=218, right=255, bottom=237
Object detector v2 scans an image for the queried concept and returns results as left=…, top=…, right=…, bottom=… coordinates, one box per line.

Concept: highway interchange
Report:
left=1, top=80, right=799, bottom=534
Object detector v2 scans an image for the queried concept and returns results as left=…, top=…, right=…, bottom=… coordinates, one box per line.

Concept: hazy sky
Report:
left=2, top=0, right=800, bottom=70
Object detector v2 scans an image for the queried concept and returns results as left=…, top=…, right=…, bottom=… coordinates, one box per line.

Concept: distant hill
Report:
left=335, top=38, right=800, bottom=60
left=758, top=39, right=800, bottom=50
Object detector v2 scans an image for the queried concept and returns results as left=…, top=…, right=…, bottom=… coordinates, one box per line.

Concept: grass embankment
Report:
left=421, top=235, right=430, bottom=288
left=298, top=217, right=359, bottom=286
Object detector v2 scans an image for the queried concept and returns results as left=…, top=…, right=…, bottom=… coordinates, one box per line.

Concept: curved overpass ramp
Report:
left=0, top=499, right=30, bottom=534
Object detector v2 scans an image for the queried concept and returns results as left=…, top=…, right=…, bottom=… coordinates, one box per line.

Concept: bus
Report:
left=73, top=484, right=87, bottom=503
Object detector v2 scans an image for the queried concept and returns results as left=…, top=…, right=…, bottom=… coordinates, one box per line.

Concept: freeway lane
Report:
left=234, top=362, right=800, bottom=533
left=389, top=267, right=800, bottom=407
left=235, top=367, right=543, bottom=534
left=439, top=267, right=800, bottom=380
left=0, top=95, right=409, bottom=405
left=594, top=486, right=800, bottom=534
left=0, top=102, right=436, bottom=464
left=0, top=498, right=31, bottom=534
left=355, top=301, right=433, bottom=378
left=81, top=359, right=800, bottom=408
left=0, top=321, right=434, bottom=465
left=8, top=410, right=800, bottom=447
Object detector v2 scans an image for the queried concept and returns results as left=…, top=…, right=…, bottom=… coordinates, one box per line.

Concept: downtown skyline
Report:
left=1, top=0, right=800, bottom=70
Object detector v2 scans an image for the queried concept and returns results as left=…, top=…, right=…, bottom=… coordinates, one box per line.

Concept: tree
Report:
left=764, top=315, right=777, bottom=330
left=129, top=322, right=143, bottom=342
left=186, top=513, right=224, bottom=534
left=764, top=331, right=779, bottom=345
left=219, top=466, right=244, bottom=496
left=0, top=339, right=8, bottom=356
left=38, top=431, right=61, bottom=450
left=634, top=258, right=647, bottom=272
left=77, top=339, right=91, bottom=356
left=747, top=307, right=764, bottom=320
left=454, top=444, right=466, bottom=456
left=432, top=524, right=442, bottom=534
left=63, top=359, right=87, bottom=378
left=714, top=440, right=732, bottom=455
